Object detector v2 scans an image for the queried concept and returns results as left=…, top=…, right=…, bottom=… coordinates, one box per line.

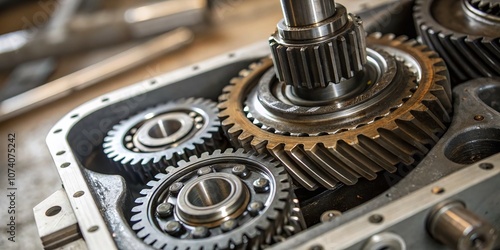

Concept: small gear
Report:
left=414, top=0, right=500, bottom=84
left=103, top=98, right=224, bottom=182
left=270, top=4, right=367, bottom=89
left=130, top=149, right=303, bottom=250
left=218, top=34, right=451, bottom=190
left=469, top=0, right=500, bottom=15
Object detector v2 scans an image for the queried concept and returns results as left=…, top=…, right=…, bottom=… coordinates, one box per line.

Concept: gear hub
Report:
left=130, top=149, right=304, bottom=250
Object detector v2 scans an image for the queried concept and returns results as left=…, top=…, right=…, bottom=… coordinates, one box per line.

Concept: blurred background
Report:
left=0, top=1, right=283, bottom=249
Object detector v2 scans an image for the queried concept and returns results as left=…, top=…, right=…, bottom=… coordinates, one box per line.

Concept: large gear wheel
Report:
left=414, top=0, right=500, bottom=84
left=103, top=98, right=224, bottom=182
left=218, top=34, right=452, bottom=190
left=130, top=149, right=303, bottom=250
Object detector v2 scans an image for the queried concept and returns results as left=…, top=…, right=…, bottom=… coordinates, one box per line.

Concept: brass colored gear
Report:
left=218, top=34, right=452, bottom=190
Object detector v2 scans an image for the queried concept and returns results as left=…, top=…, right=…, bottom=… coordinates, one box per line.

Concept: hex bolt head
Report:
left=320, top=210, right=342, bottom=222
left=197, top=166, right=213, bottom=176
left=247, top=201, right=264, bottom=216
left=164, top=221, right=184, bottom=236
left=220, top=219, right=238, bottom=232
left=232, top=164, right=249, bottom=178
left=253, top=178, right=270, bottom=193
left=169, top=182, right=184, bottom=196
left=156, top=203, right=174, bottom=218
left=191, top=226, right=210, bottom=239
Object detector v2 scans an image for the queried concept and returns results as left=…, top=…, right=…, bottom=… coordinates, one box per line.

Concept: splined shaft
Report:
left=270, top=0, right=367, bottom=90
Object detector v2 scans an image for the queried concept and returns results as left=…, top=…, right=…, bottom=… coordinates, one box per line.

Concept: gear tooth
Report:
left=152, top=241, right=166, bottom=250
left=130, top=213, right=142, bottom=222
left=286, top=146, right=339, bottom=189
left=136, top=228, right=149, bottom=238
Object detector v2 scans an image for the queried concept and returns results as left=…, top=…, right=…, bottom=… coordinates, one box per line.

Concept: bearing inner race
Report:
left=134, top=112, right=194, bottom=149
left=176, top=172, right=250, bottom=227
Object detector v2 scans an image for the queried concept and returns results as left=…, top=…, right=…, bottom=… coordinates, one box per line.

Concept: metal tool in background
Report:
left=0, top=28, right=194, bottom=123
left=0, top=0, right=209, bottom=122
left=0, top=0, right=207, bottom=70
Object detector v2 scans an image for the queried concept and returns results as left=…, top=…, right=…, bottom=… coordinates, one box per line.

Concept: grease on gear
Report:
left=414, top=0, right=500, bottom=84
left=218, top=34, right=452, bottom=190
left=130, top=149, right=304, bottom=250
left=103, top=98, right=224, bottom=182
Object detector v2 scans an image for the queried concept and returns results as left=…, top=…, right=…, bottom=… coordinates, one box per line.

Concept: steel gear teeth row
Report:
left=218, top=34, right=451, bottom=190
left=130, top=149, right=303, bottom=250
left=103, top=98, right=224, bottom=182
left=414, top=0, right=500, bottom=84
left=469, top=0, right=500, bottom=15
left=270, top=14, right=367, bottom=89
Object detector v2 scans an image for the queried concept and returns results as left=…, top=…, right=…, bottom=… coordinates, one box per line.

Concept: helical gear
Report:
left=414, top=0, right=500, bottom=84
left=130, top=149, right=303, bottom=250
left=218, top=34, right=452, bottom=190
left=103, top=98, right=224, bottom=182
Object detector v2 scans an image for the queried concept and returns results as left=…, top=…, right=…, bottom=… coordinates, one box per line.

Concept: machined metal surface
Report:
left=414, top=0, right=500, bottom=84
left=219, top=33, right=451, bottom=190
left=427, top=201, right=498, bottom=250
left=103, top=97, right=223, bottom=182
left=270, top=1, right=367, bottom=88
left=33, top=189, right=81, bottom=250
left=272, top=153, right=500, bottom=250
left=130, top=149, right=302, bottom=250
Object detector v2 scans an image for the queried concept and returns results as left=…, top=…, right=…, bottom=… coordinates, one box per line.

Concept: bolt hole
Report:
left=369, top=214, right=384, bottom=224
left=45, top=206, right=62, bottom=217
left=70, top=114, right=79, bottom=119
left=474, top=115, right=484, bottom=121
left=56, top=151, right=66, bottom=156
left=309, top=245, right=324, bottom=250
left=479, top=163, right=494, bottom=170
left=150, top=80, right=157, bottom=85
left=60, top=162, right=70, bottom=168
left=73, top=191, right=85, bottom=198
left=102, top=97, right=109, bottom=102
left=193, top=65, right=199, bottom=70
left=88, top=226, right=99, bottom=232
left=228, top=53, right=235, bottom=58
left=444, top=128, right=500, bottom=165
left=432, top=186, right=445, bottom=194
left=53, top=129, right=62, bottom=134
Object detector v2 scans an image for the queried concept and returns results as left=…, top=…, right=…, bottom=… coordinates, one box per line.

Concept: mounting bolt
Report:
left=197, top=166, right=213, bottom=176
left=164, top=221, right=184, bottom=236
left=232, top=164, right=249, bottom=178
left=156, top=203, right=174, bottom=218
left=253, top=178, right=270, bottom=193
left=247, top=201, right=265, bottom=216
left=320, top=210, right=342, bottom=222
left=169, top=182, right=184, bottom=196
left=220, top=219, right=238, bottom=232
left=192, top=226, right=210, bottom=239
